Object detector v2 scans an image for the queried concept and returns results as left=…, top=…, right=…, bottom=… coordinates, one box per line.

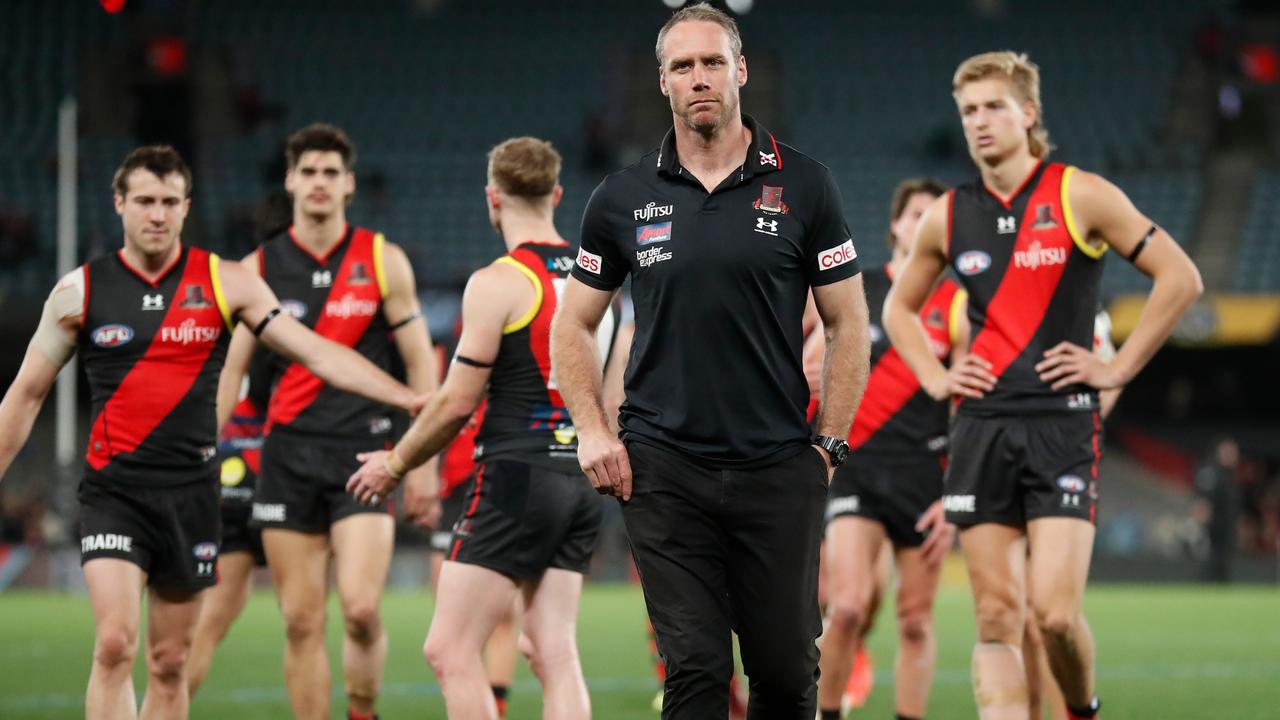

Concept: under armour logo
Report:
left=997, top=216, right=1017, bottom=234
left=142, top=294, right=165, bottom=311
left=754, top=217, right=779, bottom=236
left=311, top=270, right=332, bottom=288
left=758, top=151, right=777, bottom=167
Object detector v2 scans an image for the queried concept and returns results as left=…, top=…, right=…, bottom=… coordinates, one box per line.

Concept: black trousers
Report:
left=622, top=440, right=829, bottom=719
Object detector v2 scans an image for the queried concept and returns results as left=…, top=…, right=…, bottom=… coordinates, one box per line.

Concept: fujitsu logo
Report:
left=324, top=292, right=378, bottom=319
left=634, top=201, right=674, bottom=222
left=160, top=318, right=222, bottom=345
left=1014, top=240, right=1067, bottom=270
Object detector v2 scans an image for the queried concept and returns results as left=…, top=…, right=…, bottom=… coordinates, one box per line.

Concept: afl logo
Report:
left=91, top=324, right=134, bottom=348
left=280, top=300, right=307, bottom=320
left=1057, top=475, right=1087, bottom=493
left=956, top=250, right=992, bottom=276
left=192, top=542, right=218, bottom=561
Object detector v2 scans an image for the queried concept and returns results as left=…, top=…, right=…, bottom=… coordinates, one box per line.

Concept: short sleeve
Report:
left=571, top=178, right=629, bottom=291
left=806, top=169, right=861, bottom=286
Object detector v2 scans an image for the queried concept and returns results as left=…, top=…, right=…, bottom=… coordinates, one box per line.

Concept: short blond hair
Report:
left=487, top=137, right=561, bottom=198
left=953, top=51, right=1053, bottom=159
left=655, top=1, right=742, bottom=67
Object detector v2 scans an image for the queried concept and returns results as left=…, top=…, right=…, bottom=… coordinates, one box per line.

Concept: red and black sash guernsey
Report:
left=849, top=266, right=963, bottom=455
left=80, top=244, right=234, bottom=485
left=474, top=241, right=621, bottom=472
left=260, top=225, right=394, bottom=439
left=948, top=161, right=1107, bottom=416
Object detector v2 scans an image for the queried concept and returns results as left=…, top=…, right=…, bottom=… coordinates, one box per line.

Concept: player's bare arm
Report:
left=347, top=263, right=514, bottom=504
left=1035, top=170, right=1203, bottom=391
left=0, top=273, right=82, bottom=479
left=550, top=276, right=632, bottom=500
left=380, top=240, right=443, bottom=528
left=810, top=274, right=870, bottom=469
left=884, top=195, right=995, bottom=400
left=601, top=322, right=633, bottom=436
left=214, top=250, right=264, bottom=435
left=216, top=256, right=422, bottom=415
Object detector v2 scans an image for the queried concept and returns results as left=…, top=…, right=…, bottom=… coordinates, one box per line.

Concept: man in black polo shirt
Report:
left=550, top=4, right=869, bottom=717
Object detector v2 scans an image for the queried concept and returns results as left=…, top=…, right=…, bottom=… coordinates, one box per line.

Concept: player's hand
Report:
left=406, top=392, right=434, bottom=418
left=347, top=450, right=403, bottom=505
left=578, top=429, right=633, bottom=501
left=1035, top=342, right=1126, bottom=391
left=811, top=444, right=833, bottom=480
left=401, top=472, right=442, bottom=530
left=922, top=353, right=996, bottom=401
left=916, top=499, right=956, bottom=566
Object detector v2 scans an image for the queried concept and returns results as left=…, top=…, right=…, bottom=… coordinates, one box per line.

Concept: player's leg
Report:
left=331, top=512, right=395, bottom=717
left=1022, top=595, right=1068, bottom=720
left=263, top=528, right=332, bottom=720
left=960, top=524, right=1029, bottom=720
left=424, top=561, right=522, bottom=719
left=1027, top=518, right=1097, bottom=716
left=520, top=568, right=590, bottom=719
left=138, top=585, right=203, bottom=719
left=84, top=558, right=144, bottom=719
left=816, top=516, right=886, bottom=716
left=486, top=598, right=522, bottom=718
left=186, top=550, right=256, bottom=697
left=892, top=545, right=943, bottom=719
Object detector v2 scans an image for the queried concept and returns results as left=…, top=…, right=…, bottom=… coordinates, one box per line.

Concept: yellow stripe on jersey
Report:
left=209, top=253, right=234, bottom=332
left=372, top=232, right=390, bottom=300
left=1062, top=166, right=1108, bottom=259
left=948, top=288, right=968, bottom=347
left=494, top=256, right=543, bottom=334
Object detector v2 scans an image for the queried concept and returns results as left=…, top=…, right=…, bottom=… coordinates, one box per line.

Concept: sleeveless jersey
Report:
left=80, top=244, right=234, bottom=485
left=474, top=241, right=621, bottom=471
left=217, top=353, right=273, bottom=505
left=851, top=266, right=964, bottom=455
left=260, top=225, right=395, bottom=440
left=947, top=162, right=1106, bottom=416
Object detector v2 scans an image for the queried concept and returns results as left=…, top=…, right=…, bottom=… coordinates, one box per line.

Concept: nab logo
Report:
left=576, top=247, right=602, bottom=275
left=311, top=269, right=333, bottom=288
left=91, top=324, right=134, bottom=348
left=142, top=293, right=165, bottom=311
left=997, top=216, right=1017, bottom=234
left=817, top=240, right=857, bottom=270
left=956, top=250, right=991, bottom=276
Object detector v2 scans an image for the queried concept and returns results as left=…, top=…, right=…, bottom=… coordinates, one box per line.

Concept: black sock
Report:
left=820, top=709, right=841, bottom=720
left=491, top=684, right=510, bottom=702
left=896, top=714, right=923, bottom=720
left=1067, top=696, right=1101, bottom=718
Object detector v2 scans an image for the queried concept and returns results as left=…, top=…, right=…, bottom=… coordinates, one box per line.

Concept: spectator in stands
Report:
left=1194, top=438, right=1240, bottom=582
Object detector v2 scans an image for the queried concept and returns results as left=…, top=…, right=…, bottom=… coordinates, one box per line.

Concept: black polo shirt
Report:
left=571, top=115, right=861, bottom=467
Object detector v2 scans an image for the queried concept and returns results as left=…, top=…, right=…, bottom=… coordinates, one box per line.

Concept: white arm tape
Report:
left=32, top=269, right=84, bottom=367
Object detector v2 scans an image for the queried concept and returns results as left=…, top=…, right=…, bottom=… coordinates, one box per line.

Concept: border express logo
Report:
left=635, top=222, right=672, bottom=246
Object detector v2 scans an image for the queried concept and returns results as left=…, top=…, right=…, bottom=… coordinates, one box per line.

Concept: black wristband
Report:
left=389, top=312, right=421, bottom=331
left=251, top=307, right=282, bottom=336
left=1127, top=225, right=1156, bottom=263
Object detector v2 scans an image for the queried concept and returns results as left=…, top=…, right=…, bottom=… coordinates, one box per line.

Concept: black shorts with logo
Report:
left=943, top=412, right=1102, bottom=528
left=218, top=454, right=265, bottom=565
left=253, top=430, right=390, bottom=533
left=431, top=479, right=473, bottom=554
left=447, top=458, right=603, bottom=581
left=79, top=472, right=221, bottom=592
left=826, top=452, right=945, bottom=548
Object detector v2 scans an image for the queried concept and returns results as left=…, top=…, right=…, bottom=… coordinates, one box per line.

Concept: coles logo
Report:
left=636, top=221, right=673, bottom=246
left=956, top=250, right=991, bottom=276
left=280, top=299, right=307, bottom=320
left=576, top=247, right=603, bottom=275
left=192, top=542, right=218, bottom=561
left=1057, top=475, right=1087, bottom=494
left=91, top=324, right=134, bottom=348
left=817, top=239, right=857, bottom=271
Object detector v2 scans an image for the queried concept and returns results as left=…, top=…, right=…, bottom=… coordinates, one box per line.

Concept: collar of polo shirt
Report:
left=654, top=114, right=784, bottom=182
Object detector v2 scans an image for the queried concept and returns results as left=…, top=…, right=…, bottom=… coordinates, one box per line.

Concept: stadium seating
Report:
left=1233, top=169, right=1280, bottom=292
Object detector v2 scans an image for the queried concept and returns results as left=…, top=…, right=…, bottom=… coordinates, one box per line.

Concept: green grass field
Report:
left=1, top=583, right=1276, bottom=719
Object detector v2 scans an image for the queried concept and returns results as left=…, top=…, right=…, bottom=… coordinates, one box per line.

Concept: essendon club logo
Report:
left=179, top=284, right=212, bottom=309
left=1031, top=204, right=1059, bottom=230
left=348, top=263, right=372, bottom=285
left=91, top=324, right=134, bottom=348
left=753, top=185, right=789, bottom=214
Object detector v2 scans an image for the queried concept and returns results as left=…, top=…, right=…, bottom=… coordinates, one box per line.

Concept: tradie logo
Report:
left=633, top=202, right=674, bottom=222
left=142, top=293, right=165, bottom=311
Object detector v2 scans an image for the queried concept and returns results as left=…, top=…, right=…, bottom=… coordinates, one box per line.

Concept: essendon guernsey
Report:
left=850, top=266, right=963, bottom=455
left=260, top=225, right=393, bottom=438
left=80, top=245, right=233, bottom=485
left=948, top=161, right=1105, bottom=415
left=474, top=241, right=620, bottom=471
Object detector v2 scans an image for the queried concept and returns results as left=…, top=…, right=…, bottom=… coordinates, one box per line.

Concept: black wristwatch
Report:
left=812, top=436, right=850, bottom=467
